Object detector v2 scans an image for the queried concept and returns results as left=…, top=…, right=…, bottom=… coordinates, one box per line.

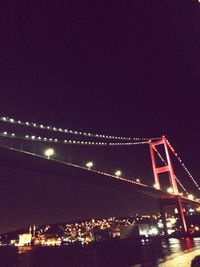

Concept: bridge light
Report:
left=153, top=184, right=159, bottom=189
left=86, top=161, right=93, bottom=170
left=174, top=208, right=178, bottom=214
left=136, top=178, right=140, bottom=183
left=188, top=194, right=194, bottom=200
left=167, top=187, right=173, bottom=194
left=196, top=206, right=200, bottom=212
left=44, top=148, right=55, bottom=159
left=115, top=170, right=122, bottom=177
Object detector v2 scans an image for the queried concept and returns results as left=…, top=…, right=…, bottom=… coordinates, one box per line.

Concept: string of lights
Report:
left=166, top=139, right=200, bottom=192
left=0, top=116, right=160, bottom=141
left=0, top=131, right=149, bottom=146
left=152, top=146, right=188, bottom=193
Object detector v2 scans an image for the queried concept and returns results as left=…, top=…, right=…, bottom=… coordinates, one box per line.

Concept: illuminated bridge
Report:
left=0, top=115, right=200, bottom=234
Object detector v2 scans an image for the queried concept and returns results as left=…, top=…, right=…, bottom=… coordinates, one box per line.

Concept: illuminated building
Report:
left=18, top=234, right=32, bottom=246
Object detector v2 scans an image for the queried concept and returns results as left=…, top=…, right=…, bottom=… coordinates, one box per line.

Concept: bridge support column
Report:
left=176, top=196, right=187, bottom=234
left=159, top=197, right=188, bottom=235
left=149, top=136, right=178, bottom=194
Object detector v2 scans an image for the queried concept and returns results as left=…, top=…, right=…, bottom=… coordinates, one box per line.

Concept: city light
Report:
left=44, top=148, right=55, bottom=159
left=196, top=207, right=200, bottom=212
left=86, top=161, right=93, bottom=170
left=115, top=170, right=122, bottom=177
left=188, top=194, right=194, bottom=200
left=149, top=227, right=158, bottom=235
left=2, top=214, right=168, bottom=247
left=136, top=178, right=141, bottom=183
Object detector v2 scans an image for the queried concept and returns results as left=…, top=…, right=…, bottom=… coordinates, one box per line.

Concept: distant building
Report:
left=18, top=234, right=32, bottom=246
left=138, top=224, right=150, bottom=236
left=138, top=223, right=159, bottom=236
left=119, top=225, right=139, bottom=239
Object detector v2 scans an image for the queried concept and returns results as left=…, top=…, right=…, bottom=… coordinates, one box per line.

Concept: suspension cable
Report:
left=166, top=139, right=200, bottom=192
left=0, top=131, right=149, bottom=146
left=0, top=116, right=160, bottom=141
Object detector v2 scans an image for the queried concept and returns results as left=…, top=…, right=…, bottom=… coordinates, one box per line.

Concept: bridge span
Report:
left=0, top=144, right=199, bottom=235
left=0, top=144, right=199, bottom=204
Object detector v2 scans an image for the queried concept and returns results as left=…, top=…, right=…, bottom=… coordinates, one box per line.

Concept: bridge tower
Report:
left=149, top=136, right=178, bottom=194
left=149, top=136, right=187, bottom=234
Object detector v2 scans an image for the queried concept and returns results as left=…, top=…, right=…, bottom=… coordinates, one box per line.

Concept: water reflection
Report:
left=158, top=237, right=200, bottom=266
left=183, top=237, right=194, bottom=251
left=18, top=246, right=33, bottom=254
left=193, top=237, right=200, bottom=247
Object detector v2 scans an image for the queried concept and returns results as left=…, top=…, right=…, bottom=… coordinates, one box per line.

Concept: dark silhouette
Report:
left=191, top=256, right=200, bottom=267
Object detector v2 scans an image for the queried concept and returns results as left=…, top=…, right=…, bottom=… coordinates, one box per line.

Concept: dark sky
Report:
left=0, top=0, right=200, bottom=232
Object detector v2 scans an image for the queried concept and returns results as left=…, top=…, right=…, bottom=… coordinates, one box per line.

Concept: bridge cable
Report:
left=166, top=139, right=200, bottom=192
left=0, top=131, right=149, bottom=146
left=0, top=116, right=160, bottom=141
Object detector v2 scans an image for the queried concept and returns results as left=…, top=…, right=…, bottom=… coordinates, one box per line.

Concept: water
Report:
left=0, top=238, right=200, bottom=267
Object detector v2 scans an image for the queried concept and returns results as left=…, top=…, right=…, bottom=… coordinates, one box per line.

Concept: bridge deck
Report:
left=0, top=145, right=199, bottom=206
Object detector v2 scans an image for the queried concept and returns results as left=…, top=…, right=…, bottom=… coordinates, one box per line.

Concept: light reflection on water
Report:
left=0, top=238, right=199, bottom=267
left=157, top=237, right=200, bottom=266
left=18, top=246, right=33, bottom=254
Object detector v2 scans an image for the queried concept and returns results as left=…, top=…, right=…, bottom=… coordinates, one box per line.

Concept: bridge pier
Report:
left=159, top=197, right=187, bottom=236
left=150, top=137, right=189, bottom=235
left=176, top=196, right=187, bottom=233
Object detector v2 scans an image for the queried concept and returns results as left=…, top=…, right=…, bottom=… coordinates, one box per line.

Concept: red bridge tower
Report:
left=149, top=136, right=187, bottom=234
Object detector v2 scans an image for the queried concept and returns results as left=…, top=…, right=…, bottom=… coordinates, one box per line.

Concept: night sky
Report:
left=0, top=1, right=200, bottom=233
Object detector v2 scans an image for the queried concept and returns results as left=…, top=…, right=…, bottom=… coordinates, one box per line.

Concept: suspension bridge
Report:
left=0, top=115, right=200, bottom=235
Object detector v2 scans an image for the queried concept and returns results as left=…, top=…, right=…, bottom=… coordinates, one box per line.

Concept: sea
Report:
left=0, top=237, right=200, bottom=267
